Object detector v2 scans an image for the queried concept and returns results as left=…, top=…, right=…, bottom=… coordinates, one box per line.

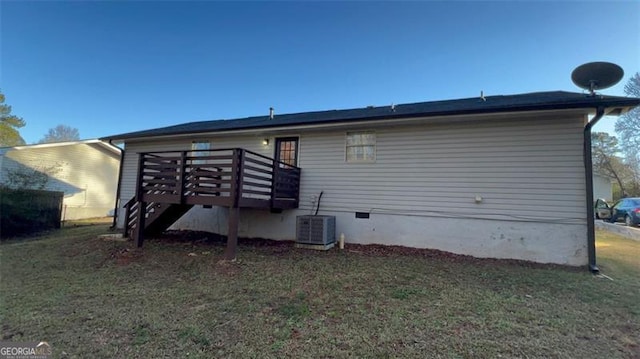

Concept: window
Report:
left=613, top=200, right=623, bottom=209
left=595, top=199, right=610, bottom=209
left=191, top=141, right=210, bottom=164
left=346, top=132, right=376, bottom=162
left=191, top=141, right=210, bottom=152
left=275, top=137, right=298, bottom=167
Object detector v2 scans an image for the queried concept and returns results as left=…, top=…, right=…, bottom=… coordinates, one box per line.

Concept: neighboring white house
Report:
left=593, top=173, right=613, bottom=202
left=0, top=140, right=122, bottom=220
left=103, top=91, right=640, bottom=267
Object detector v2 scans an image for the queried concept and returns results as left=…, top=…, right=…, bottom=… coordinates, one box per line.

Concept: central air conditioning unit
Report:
left=296, top=215, right=336, bottom=246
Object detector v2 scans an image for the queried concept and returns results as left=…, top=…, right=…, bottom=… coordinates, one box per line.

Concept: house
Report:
left=593, top=173, right=613, bottom=202
left=0, top=140, right=122, bottom=220
left=102, top=91, right=640, bottom=269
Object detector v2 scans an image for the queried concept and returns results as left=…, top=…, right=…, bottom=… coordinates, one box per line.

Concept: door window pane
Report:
left=276, top=138, right=298, bottom=167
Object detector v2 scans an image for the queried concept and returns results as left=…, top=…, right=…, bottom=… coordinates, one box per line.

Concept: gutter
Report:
left=583, top=106, right=605, bottom=273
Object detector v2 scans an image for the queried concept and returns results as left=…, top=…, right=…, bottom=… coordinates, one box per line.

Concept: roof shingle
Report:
left=103, top=91, right=640, bottom=141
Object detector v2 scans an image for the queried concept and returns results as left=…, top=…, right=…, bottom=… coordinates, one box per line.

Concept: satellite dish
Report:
left=571, top=62, right=623, bottom=95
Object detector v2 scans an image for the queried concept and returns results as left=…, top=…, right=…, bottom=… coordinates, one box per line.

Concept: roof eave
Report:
left=101, top=96, right=640, bottom=142
left=0, top=139, right=122, bottom=154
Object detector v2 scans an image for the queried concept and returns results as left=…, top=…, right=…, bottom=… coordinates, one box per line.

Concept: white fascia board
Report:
left=3, top=139, right=121, bottom=155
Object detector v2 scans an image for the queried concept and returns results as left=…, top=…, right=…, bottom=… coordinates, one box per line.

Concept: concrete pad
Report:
left=295, top=242, right=335, bottom=251
left=595, top=220, right=640, bottom=241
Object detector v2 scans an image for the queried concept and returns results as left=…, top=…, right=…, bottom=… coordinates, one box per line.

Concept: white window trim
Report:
left=345, top=131, right=376, bottom=163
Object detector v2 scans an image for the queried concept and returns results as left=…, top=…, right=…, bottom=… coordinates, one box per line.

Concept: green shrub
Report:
left=0, top=188, right=63, bottom=238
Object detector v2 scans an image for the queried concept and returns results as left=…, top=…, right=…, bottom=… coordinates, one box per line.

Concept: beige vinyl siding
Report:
left=297, top=115, right=586, bottom=223
left=116, top=113, right=589, bottom=265
left=592, top=174, right=613, bottom=202
left=118, top=113, right=586, bottom=227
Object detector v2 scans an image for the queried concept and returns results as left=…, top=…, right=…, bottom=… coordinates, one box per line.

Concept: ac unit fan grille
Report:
left=296, top=215, right=336, bottom=245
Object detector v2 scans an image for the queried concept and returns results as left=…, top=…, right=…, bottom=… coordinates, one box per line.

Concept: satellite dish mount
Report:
left=571, top=62, right=623, bottom=96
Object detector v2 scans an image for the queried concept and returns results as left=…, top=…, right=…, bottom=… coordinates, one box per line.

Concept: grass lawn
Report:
left=1, top=223, right=639, bottom=358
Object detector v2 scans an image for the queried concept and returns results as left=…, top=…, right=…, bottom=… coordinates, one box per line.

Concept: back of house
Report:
left=104, top=91, right=640, bottom=267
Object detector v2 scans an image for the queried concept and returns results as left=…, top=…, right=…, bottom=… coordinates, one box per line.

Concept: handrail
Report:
left=124, top=196, right=137, bottom=209
left=139, top=148, right=301, bottom=170
left=136, top=147, right=300, bottom=209
left=123, top=196, right=135, bottom=236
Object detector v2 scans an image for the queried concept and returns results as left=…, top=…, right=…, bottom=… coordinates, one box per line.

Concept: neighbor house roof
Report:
left=0, top=139, right=122, bottom=156
left=103, top=91, right=640, bottom=141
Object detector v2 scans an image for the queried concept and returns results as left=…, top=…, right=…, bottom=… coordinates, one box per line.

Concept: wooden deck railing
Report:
left=135, top=148, right=301, bottom=209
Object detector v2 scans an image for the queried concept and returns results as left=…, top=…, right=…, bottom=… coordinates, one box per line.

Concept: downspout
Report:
left=583, top=106, right=605, bottom=273
left=110, top=141, right=125, bottom=229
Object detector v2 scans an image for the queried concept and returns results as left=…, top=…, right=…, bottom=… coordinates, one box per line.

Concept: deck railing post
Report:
left=228, top=148, right=245, bottom=207
left=270, top=160, right=278, bottom=208
left=178, top=151, right=187, bottom=203
left=229, top=149, right=238, bottom=206
left=236, top=149, right=245, bottom=206
left=293, top=168, right=300, bottom=207
left=135, top=153, right=146, bottom=202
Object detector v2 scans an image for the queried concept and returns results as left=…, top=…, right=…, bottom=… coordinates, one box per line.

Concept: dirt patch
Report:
left=109, top=248, right=144, bottom=266
left=341, top=243, right=581, bottom=271
left=213, top=259, right=243, bottom=276
left=157, top=230, right=227, bottom=245
left=139, top=230, right=579, bottom=271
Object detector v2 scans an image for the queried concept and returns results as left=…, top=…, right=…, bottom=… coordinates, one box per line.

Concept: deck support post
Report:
left=224, top=205, right=239, bottom=260
left=130, top=148, right=299, bottom=256
left=224, top=148, right=243, bottom=260
left=134, top=201, right=146, bottom=247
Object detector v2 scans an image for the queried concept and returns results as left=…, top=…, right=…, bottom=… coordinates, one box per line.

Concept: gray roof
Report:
left=103, top=91, right=640, bottom=141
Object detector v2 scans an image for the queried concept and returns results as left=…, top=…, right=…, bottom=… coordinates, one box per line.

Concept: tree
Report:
left=612, top=73, right=640, bottom=197
left=0, top=91, right=26, bottom=147
left=38, top=124, right=80, bottom=144
left=591, top=132, right=637, bottom=197
left=615, top=73, right=640, bottom=165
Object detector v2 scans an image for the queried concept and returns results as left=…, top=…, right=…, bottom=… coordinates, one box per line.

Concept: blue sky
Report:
left=1, top=1, right=638, bottom=144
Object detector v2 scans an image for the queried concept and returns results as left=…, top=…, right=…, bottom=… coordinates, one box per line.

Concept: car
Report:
left=594, top=198, right=610, bottom=219
left=595, top=197, right=640, bottom=227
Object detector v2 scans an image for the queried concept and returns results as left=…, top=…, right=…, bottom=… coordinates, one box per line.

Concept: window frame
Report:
left=345, top=131, right=376, bottom=163
left=191, top=140, right=211, bottom=165
left=274, top=137, right=299, bottom=167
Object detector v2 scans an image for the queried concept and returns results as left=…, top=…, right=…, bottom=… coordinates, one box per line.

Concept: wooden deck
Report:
left=126, top=148, right=301, bottom=259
